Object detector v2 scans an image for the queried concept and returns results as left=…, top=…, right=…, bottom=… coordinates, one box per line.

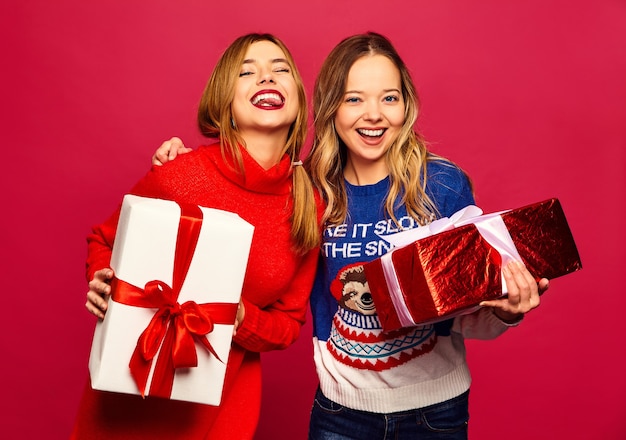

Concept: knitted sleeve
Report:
left=451, top=307, right=517, bottom=340
left=232, top=244, right=319, bottom=352
left=85, top=206, right=121, bottom=282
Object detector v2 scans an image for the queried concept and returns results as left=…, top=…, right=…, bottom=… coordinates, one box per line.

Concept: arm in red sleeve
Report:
left=85, top=207, right=121, bottom=282
left=232, top=245, right=319, bottom=353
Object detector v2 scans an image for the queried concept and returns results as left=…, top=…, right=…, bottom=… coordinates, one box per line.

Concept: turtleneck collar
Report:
left=207, top=143, right=293, bottom=195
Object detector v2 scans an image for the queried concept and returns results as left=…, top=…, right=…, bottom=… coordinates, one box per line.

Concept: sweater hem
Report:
left=317, top=362, right=472, bottom=413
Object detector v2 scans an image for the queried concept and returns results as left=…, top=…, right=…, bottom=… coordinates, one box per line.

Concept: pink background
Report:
left=2, top=1, right=625, bottom=439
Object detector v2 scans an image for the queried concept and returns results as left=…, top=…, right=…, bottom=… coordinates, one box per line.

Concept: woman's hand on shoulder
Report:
left=152, top=137, right=193, bottom=166
left=85, top=268, right=115, bottom=319
left=480, top=261, right=548, bottom=324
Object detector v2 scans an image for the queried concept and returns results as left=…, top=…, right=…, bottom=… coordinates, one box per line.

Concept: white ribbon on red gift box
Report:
left=378, top=205, right=523, bottom=327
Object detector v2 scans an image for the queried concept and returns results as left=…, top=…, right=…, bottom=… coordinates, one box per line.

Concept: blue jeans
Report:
left=308, top=388, right=469, bottom=440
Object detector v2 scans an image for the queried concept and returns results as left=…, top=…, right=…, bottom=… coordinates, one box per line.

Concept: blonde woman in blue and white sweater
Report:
left=304, top=32, right=548, bottom=440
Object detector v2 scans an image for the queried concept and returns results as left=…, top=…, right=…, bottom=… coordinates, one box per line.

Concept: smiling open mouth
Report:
left=251, top=92, right=285, bottom=109
left=357, top=128, right=385, bottom=138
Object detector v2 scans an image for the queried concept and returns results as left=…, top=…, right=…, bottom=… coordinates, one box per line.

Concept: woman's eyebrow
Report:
left=242, top=58, right=289, bottom=64
left=344, top=88, right=401, bottom=94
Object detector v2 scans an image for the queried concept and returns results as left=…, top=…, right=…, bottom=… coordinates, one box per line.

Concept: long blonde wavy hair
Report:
left=306, top=32, right=458, bottom=227
left=197, top=33, right=319, bottom=253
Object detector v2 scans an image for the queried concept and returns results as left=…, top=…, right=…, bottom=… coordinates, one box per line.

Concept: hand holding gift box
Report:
left=88, top=194, right=254, bottom=405
left=363, top=198, right=582, bottom=332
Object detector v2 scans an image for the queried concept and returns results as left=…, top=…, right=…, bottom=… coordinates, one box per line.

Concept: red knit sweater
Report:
left=72, top=143, right=322, bottom=440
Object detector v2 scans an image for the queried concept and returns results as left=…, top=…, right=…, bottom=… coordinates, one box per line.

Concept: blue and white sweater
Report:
left=310, top=160, right=515, bottom=413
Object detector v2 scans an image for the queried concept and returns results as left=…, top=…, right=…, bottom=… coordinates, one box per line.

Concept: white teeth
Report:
left=358, top=128, right=384, bottom=137
left=251, top=93, right=282, bottom=105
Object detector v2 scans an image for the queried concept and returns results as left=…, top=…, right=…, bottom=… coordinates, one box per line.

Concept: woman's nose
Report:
left=363, top=101, right=382, bottom=121
left=258, top=70, right=275, bottom=84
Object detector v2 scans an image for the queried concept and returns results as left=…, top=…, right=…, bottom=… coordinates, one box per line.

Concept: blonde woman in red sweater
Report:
left=73, top=33, right=323, bottom=440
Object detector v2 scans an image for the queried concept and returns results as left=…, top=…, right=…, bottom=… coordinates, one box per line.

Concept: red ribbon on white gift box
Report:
left=110, top=202, right=238, bottom=399
left=379, top=205, right=523, bottom=328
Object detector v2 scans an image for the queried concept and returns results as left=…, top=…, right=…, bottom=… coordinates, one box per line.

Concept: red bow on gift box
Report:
left=110, top=203, right=238, bottom=399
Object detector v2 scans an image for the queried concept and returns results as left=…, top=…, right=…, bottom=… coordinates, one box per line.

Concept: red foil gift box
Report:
left=363, top=198, right=582, bottom=332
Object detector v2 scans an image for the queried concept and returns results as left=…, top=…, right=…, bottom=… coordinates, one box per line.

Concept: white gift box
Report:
left=88, top=194, right=254, bottom=405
